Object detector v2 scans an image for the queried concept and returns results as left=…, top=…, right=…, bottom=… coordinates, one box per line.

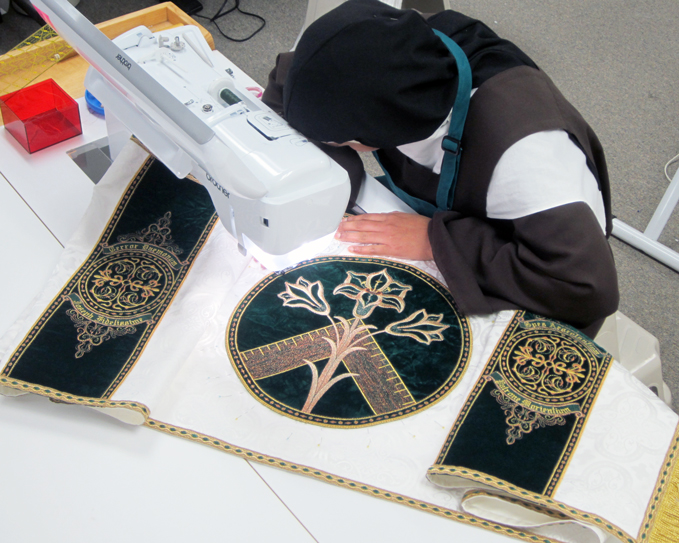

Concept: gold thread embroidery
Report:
left=385, top=309, right=450, bottom=344
left=434, top=311, right=614, bottom=497
left=2, top=155, right=220, bottom=401
left=281, top=270, right=449, bottom=416
left=227, top=257, right=471, bottom=428
left=510, top=338, right=587, bottom=398
left=277, top=270, right=451, bottom=414
left=64, top=214, right=183, bottom=357
left=117, top=211, right=183, bottom=256
left=426, top=465, right=634, bottom=543
left=0, top=377, right=150, bottom=418
left=66, top=308, right=137, bottom=358
left=0, top=156, right=155, bottom=377
left=332, top=268, right=411, bottom=318
left=490, top=387, right=566, bottom=445
left=640, top=422, right=679, bottom=543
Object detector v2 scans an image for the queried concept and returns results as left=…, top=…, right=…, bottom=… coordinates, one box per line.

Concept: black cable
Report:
left=10, top=0, right=45, bottom=25
left=195, top=0, right=266, bottom=43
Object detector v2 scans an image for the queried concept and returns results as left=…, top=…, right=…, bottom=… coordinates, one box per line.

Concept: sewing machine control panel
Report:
left=113, top=25, right=299, bottom=144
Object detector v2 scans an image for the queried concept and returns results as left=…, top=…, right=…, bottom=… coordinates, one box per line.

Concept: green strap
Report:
left=373, top=28, right=472, bottom=217
left=433, top=29, right=472, bottom=210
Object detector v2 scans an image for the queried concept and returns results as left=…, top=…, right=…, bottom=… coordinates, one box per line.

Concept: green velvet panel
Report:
left=3, top=157, right=217, bottom=399
left=228, top=257, right=471, bottom=428
left=434, top=311, right=613, bottom=496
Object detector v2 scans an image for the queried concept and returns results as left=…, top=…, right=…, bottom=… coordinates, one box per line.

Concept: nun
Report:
left=262, top=0, right=618, bottom=337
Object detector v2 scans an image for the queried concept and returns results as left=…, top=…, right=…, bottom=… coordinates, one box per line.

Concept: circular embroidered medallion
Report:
left=227, top=257, right=471, bottom=427
left=498, top=327, right=599, bottom=406
left=77, top=252, right=174, bottom=319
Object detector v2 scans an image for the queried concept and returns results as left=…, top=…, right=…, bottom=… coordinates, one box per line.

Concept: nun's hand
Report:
left=334, top=212, right=433, bottom=261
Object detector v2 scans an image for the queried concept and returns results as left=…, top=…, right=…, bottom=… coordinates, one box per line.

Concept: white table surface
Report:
left=0, top=99, right=514, bottom=542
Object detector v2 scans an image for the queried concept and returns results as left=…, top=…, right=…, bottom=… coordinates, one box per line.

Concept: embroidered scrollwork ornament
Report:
left=490, top=388, right=566, bottom=445
left=66, top=309, right=137, bottom=358
left=64, top=213, right=184, bottom=358
left=432, top=311, right=613, bottom=496
left=2, top=156, right=218, bottom=399
left=116, top=211, right=183, bottom=256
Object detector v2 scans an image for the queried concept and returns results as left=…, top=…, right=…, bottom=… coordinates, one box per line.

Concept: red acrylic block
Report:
left=0, top=79, right=82, bottom=153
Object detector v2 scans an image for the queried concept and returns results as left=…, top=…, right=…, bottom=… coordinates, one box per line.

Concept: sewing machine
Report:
left=30, top=0, right=350, bottom=270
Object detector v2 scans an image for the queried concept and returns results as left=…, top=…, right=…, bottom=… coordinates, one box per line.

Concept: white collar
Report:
left=396, top=89, right=477, bottom=174
left=396, top=109, right=452, bottom=174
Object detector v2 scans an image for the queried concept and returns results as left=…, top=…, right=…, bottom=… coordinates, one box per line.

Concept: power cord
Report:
left=664, top=152, right=679, bottom=183
left=195, top=0, right=266, bottom=43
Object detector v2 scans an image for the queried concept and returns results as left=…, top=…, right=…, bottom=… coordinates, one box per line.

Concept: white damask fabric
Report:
left=1, top=141, right=677, bottom=543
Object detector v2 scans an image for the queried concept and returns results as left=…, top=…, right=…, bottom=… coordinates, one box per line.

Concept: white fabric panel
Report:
left=3, top=139, right=676, bottom=543
left=553, top=362, right=678, bottom=538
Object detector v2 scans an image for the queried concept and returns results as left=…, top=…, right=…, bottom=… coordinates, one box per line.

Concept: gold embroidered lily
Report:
left=333, top=269, right=411, bottom=318
left=278, top=277, right=330, bottom=316
left=385, top=309, right=449, bottom=344
left=275, top=266, right=450, bottom=417
left=301, top=315, right=373, bottom=413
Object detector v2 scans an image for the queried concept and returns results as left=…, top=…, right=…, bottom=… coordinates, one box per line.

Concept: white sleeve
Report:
left=486, top=130, right=607, bottom=233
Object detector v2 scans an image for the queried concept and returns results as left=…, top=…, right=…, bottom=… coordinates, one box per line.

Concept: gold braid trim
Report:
left=642, top=422, right=679, bottom=543
left=0, top=377, right=149, bottom=420
left=462, top=489, right=571, bottom=521
left=427, top=465, right=634, bottom=542
left=146, top=418, right=561, bottom=543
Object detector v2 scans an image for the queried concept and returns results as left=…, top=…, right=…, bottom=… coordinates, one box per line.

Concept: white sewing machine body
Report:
left=31, top=0, right=350, bottom=270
